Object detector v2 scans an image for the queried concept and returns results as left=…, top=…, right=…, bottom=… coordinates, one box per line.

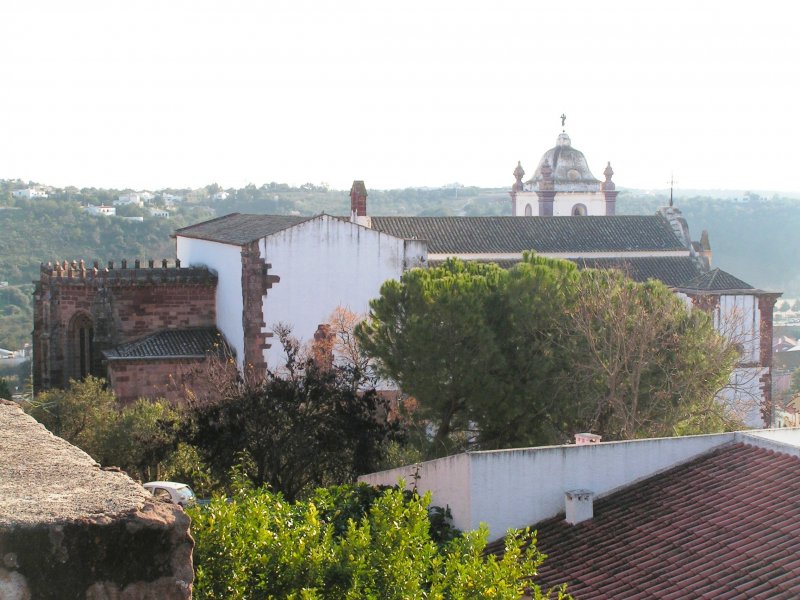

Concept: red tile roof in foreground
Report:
left=488, top=443, right=800, bottom=599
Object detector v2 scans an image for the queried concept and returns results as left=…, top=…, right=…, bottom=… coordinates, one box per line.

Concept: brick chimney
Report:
left=565, top=489, right=594, bottom=525
left=350, top=180, right=369, bottom=227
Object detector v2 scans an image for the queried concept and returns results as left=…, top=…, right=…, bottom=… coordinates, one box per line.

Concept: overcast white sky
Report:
left=1, top=1, right=798, bottom=193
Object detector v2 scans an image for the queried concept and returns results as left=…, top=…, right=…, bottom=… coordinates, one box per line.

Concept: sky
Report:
left=1, top=1, right=798, bottom=193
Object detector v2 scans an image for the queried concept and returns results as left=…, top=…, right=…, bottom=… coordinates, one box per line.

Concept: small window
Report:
left=524, top=204, right=532, bottom=216
left=572, top=204, right=587, bottom=216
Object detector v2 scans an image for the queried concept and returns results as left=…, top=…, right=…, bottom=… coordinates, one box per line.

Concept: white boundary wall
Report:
left=360, top=429, right=800, bottom=539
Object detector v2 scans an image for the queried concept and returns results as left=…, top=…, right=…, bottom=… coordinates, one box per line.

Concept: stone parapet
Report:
left=0, top=400, right=193, bottom=599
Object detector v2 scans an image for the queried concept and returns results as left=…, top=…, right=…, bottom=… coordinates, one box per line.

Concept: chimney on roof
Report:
left=565, top=489, right=594, bottom=525
left=350, top=180, right=369, bottom=227
left=575, top=432, right=602, bottom=445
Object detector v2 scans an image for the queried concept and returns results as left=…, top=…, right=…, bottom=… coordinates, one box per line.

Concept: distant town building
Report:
left=114, top=193, right=143, bottom=207
left=161, top=193, right=184, bottom=204
left=11, top=187, right=48, bottom=200
left=84, top=204, right=116, bottom=216
left=149, top=207, right=170, bottom=218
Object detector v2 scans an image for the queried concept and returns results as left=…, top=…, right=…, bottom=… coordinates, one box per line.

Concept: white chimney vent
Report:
left=575, top=432, right=602, bottom=445
left=565, top=489, right=594, bottom=525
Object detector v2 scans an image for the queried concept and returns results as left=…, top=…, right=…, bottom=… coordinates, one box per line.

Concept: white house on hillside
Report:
left=11, top=188, right=48, bottom=199
left=84, top=204, right=116, bottom=216
left=114, top=193, right=143, bottom=207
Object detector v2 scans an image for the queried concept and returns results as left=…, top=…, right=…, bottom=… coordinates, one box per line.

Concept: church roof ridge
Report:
left=369, top=215, right=685, bottom=254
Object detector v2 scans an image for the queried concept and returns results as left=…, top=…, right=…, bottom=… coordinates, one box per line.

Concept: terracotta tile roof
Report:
left=103, top=327, right=229, bottom=360
left=486, top=443, right=800, bottom=599
left=369, top=215, right=686, bottom=254
left=174, top=213, right=312, bottom=245
left=678, top=267, right=755, bottom=292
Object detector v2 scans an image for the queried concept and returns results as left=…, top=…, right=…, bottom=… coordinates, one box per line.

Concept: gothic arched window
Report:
left=524, top=204, right=533, bottom=216
left=68, top=313, right=95, bottom=381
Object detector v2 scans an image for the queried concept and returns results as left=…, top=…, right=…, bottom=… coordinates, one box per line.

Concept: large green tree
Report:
left=357, top=255, right=738, bottom=451
left=557, top=268, right=738, bottom=439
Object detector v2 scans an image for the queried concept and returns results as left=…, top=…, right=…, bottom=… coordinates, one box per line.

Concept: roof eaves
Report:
left=172, top=212, right=242, bottom=239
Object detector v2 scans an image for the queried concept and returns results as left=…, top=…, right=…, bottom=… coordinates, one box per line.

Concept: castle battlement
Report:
left=38, top=259, right=217, bottom=285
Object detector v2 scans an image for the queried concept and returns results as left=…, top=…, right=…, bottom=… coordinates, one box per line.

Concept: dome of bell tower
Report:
left=527, top=131, right=601, bottom=192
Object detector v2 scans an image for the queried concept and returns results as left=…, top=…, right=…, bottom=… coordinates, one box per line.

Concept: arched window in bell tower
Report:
left=524, top=204, right=533, bottom=216
left=68, top=313, right=95, bottom=381
left=571, top=203, right=587, bottom=216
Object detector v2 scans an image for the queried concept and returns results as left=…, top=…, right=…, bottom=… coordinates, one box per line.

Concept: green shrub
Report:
left=188, top=485, right=569, bottom=599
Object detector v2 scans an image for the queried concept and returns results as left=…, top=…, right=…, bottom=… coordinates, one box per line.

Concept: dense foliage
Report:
left=357, top=255, right=739, bottom=452
left=184, top=329, right=401, bottom=500
left=188, top=484, right=569, bottom=600
left=21, top=377, right=186, bottom=483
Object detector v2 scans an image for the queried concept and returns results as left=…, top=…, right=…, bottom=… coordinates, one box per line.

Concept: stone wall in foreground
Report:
left=0, top=399, right=193, bottom=599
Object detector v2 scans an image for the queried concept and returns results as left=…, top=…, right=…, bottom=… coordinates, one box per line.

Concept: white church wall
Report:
left=552, top=192, right=606, bottom=216
left=361, top=433, right=735, bottom=538
left=716, top=294, right=759, bottom=364
left=512, top=192, right=536, bottom=217
left=261, top=215, right=426, bottom=368
left=512, top=191, right=607, bottom=216
left=176, top=237, right=245, bottom=367
left=717, top=366, right=767, bottom=427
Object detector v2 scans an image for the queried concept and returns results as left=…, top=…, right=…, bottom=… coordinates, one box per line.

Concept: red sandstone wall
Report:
left=33, top=263, right=217, bottom=392
left=106, top=359, right=204, bottom=405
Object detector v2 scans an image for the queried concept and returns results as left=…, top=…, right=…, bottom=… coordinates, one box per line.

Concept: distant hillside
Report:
left=0, top=179, right=796, bottom=348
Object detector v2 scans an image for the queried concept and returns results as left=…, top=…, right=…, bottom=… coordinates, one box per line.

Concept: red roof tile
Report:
left=490, top=443, right=800, bottom=599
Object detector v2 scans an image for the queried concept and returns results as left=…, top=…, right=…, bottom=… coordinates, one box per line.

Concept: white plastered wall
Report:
left=714, top=294, right=764, bottom=427
left=716, top=294, right=759, bottom=363
left=360, top=431, right=800, bottom=539
left=512, top=191, right=607, bottom=216
left=261, top=215, right=426, bottom=368
left=176, top=237, right=245, bottom=367
left=552, top=192, right=606, bottom=216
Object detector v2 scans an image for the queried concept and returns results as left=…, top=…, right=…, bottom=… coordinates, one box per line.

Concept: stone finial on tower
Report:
left=536, top=159, right=556, bottom=216
left=540, top=159, right=554, bottom=191
left=698, top=230, right=712, bottom=269
left=602, top=161, right=618, bottom=216
left=512, top=161, right=525, bottom=193
left=602, top=162, right=615, bottom=190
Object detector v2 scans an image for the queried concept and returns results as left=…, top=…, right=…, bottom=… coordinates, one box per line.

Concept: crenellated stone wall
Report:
left=0, top=399, right=194, bottom=599
left=33, top=260, right=217, bottom=393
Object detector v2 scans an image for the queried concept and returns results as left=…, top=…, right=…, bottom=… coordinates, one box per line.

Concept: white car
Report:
left=143, top=481, right=196, bottom=507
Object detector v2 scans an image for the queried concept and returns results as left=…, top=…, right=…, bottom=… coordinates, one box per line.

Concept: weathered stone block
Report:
left=0, top=400, right=193, bottom=599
